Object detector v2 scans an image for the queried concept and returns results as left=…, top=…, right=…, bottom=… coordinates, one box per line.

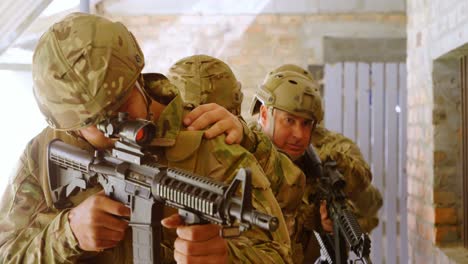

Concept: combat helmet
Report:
left=264, top=64, right=314, bottom=82
left=33, top=12, right=145, bottom=131
left=167, top=54, right=243, bottom=115
left=250, top=71, right=323, bottom=124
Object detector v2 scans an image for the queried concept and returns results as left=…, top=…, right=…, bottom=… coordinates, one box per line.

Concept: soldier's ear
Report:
left=259, top=105, right=268, bottom=127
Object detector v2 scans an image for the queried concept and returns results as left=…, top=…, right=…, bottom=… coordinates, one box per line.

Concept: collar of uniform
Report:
left=150, top=95, right=184, bottom=147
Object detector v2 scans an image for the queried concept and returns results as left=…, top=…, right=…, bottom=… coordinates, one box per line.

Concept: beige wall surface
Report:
left=103, top=13, right=405, bottom=121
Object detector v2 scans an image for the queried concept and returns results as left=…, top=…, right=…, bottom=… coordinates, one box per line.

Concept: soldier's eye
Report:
left=286, top=117, right=295, bottom=125
left=303, top=120, right=313, bottom=127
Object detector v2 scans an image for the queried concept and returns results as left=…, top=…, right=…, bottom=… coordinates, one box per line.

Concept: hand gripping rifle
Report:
left=305, top=145, right=372, bottom=264
left=47, top=113, right=279, bottom=264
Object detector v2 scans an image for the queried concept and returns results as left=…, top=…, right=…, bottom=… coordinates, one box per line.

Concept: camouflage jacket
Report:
left=0, top=95, right=293, bottom=264
left=243, top=122, right=316, bottom=264
left=245, top=122, right=383, bottom=263
left=296, top=125, right=383, bottom=262
left=311, top=125, right=382, bottom=233
left=238, top=118, right=305, bottom=235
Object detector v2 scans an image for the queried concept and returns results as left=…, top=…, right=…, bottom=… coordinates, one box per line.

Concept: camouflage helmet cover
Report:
left=250, top=71, right=324, bottom=123
left=33, top=12, right=145, bottom=131
left=142, top=72, right=179, bottom=105
left=265, top=64, right=314, bottom=82
left=167, top=54, right=243, bottom=115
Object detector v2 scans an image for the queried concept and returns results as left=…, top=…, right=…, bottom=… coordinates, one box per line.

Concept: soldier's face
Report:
left=79, top=85, right=149, bottom=150
left=260, top=106, right=313, bottom=159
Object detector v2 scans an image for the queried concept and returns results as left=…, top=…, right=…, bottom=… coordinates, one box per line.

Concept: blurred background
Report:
left=1, top=0, right=468, bottom=263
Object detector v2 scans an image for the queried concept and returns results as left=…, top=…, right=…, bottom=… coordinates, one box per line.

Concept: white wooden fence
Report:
left=323, top=62, right=408, bottom=264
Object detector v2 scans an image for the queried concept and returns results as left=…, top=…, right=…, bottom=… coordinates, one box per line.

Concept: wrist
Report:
left=238, top=117, right=258, bottom=152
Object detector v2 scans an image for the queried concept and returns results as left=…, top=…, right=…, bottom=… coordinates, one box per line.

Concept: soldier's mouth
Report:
left=285, top=144, right=305, bottom=152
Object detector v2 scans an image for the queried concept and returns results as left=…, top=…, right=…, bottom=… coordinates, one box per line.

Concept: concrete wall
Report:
left=102, top=13, right=405, bottom=120
left=95, top=0, right=406, bottom=15
left=324, top=37, right=406, bottom=63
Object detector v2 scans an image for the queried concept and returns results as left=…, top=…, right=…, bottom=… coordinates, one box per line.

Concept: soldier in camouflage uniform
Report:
left=185, top=65, right=382, bottom=263
left=249, top=70, right=329, bottom=263
left=165, top=55, right=323, bottom=244
left=170, top=56, right=333, bottom=263
left=167, top=54, right=244, bottom=116
left=262, top=65, right=383, bottom=234
left=0, top=13, right=293, bottom=263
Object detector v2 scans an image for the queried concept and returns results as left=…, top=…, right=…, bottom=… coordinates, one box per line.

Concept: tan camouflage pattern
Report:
left=0, top=94, right=294, bottom=263
left=264, top=64, right=314, bottom=82
left=250, top=71, right=324, bottom=123
left=32, top=12, right=145, bottom=131
left=305, top=125, right=382, bottom=251
left=257, top=65, right=381, bottom=231
left=167, top=54, right=244, bottom=115
left=294, top=200, right=321, bottom=263
left=168, top=55, right=306, bottom=245
left=238, top=121, right=306, bottom=236
left=246, top=64, right=382, bottom=262
left=311, top=125, right=375, bottom=202
left=0, top=127, right=102, bottom=263
left=142, top=73, right=179, bottom=105
left=165, top=55, right=306, bottom=261
left=246, top=122, right=318, bottom=264
left=150, top=95, right=292, bottom=263
left=0, top=13, right=292, bottom=263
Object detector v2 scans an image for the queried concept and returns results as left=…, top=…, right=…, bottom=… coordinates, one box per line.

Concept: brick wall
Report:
left=407, top=0, right=468, bottom=262
left=101, top=13, right=405, bottom=121
left=432, top=60, right=462, bottom=245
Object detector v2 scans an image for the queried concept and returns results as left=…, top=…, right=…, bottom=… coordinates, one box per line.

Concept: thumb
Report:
left=161, top=213, right=185, bottom=229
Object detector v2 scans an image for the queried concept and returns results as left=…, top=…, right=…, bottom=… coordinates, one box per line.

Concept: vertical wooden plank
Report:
left=324, top=63, right=343, bottom=133
left=385, top=63, right=398, bottom=264
left=462, top=55, right=468, bottom=248
left=358, top=63, right=371, bottom=164
left=343, top=62, right=357, bottom=141
left=370, top=63, right=385, bottom=262
left=461, top=55, right=468, bottom=248
left=398, top=63, right=408, bottom=263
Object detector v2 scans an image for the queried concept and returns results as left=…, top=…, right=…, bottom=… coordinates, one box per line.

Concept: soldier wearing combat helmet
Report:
left=253, top=64, right=382, bottom=262
left=0, top=13, right=293, bottom=263
left=167, top=55, right=339, bottom=253
left=250, top=70, right=323, bottom=160
left=185, top=64, right=382, bottom=263
left=265, top=64, right=383, bottom=229
left=181, top=59, right=331, bottom=263
left=167, top=54, right=243, bottom=115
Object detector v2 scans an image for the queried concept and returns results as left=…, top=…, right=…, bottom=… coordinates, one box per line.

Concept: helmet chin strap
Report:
left=135, top=80, right=152, bottom=120
left=264, top=106, right=276, bottom=139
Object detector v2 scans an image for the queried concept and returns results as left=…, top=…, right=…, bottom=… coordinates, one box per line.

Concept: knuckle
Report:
left=116, top=205, right=128, bottom=216
left=205, top=103, right=216, bottom=108
left=88, top=212, right=99, bottom=223
left=205, top=111, right=215, bottom=120
left=91, top=195, right=103, bottom=207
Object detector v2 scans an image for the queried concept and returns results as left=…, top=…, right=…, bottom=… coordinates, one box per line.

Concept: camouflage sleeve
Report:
left=0, top=139, right=83, bottom=263
left=238, top=117, right=259, bottom=153
left=201, top=136, right=293, bottom=264
left=239, top=118, right=305, bottom=237
left=351, top=184, right=383, bottom=233
left=312, top=126, right=371, bottom=202
left=312, top=126, right=382, bottom=232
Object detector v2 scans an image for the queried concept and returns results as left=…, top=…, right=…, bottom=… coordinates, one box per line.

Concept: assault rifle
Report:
left=305, top=145, right=372, bottom=264
left=47, top=113, right=279, bottom=264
